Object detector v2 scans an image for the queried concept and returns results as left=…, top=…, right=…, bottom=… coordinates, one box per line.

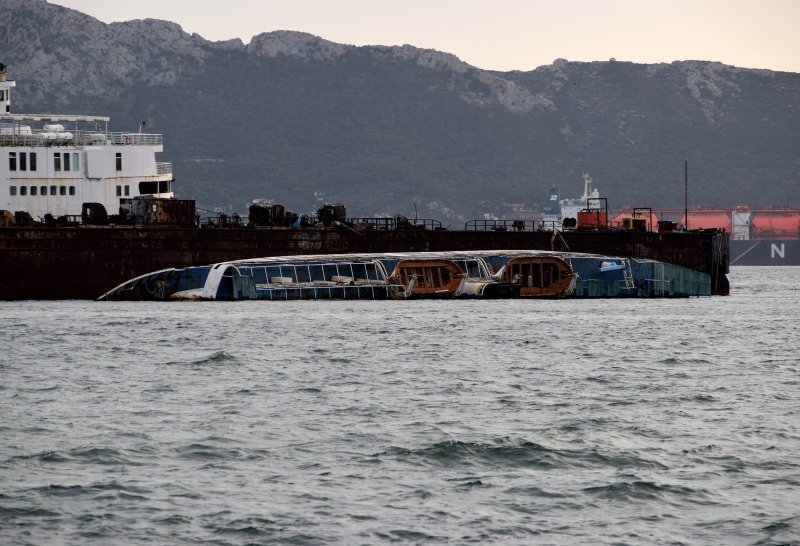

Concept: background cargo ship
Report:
left=544, top=176, right=798, bottom=267
left=0, top=64, right=729, bottom=299
left=679, top=207, right=799, bottom=266
left=608, top=206, right=799, bottom=266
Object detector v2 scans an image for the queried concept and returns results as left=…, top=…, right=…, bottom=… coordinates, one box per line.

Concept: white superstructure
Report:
left=560, top=173, right=599, bottom=224
left=541, top=173, right=601, bottom=229
left=0, top=63, right=173, bottom=220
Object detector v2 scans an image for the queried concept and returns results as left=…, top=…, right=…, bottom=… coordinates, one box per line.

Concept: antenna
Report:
left=684, top=160, right=688, bottom=230
left=582, top=172, right=592, bottom=202
left=139, top=120, right=146, bottom=134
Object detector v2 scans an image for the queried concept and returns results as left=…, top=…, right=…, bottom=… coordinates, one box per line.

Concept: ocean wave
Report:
left=375, top=439, right=559, bottom=469
left=0, top=505, right=60, bottom=518
left=163, top=350, right=237, bottom=366
left=175, top=442, right=245, bottom=461
left=582, top=480, right=707, bottom=504
left=11, top=445, right=148, bottom=467
left=376, top=438, right=669, bottom=473
left=19, top=481, right=152, bottom=504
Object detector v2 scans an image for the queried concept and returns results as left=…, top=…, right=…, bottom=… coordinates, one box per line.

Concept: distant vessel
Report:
left=97, top=250, right=710, bottom=301
left=542, top=172, right=602, bottom=229
left=678, top=206, right=800, bottom=266
left=543, top=176, right=797, bottom=266
left=0, top=62, right=174, bottom=223
left=610, top=205, right=800, bottom=266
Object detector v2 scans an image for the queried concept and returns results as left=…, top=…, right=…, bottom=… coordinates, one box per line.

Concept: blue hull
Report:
left=730, top=239, right=800, bottom=266
left=98, top=251, right=712, bottom=301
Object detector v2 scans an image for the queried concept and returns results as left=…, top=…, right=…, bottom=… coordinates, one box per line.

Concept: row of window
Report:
left=10, top=185, right=76, bottom=196
left=9, top=152, right=83, bottom=173
left=8, top=151, right=37, bottom=171
left=10, top=184, right=135, bottom=197
left=8, top=152, right=124, bottom=173
left=54, top=152, right=81, bottom=172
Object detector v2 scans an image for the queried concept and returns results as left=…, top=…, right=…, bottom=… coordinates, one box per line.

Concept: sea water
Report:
left=1, top=267, right=798, bottom=545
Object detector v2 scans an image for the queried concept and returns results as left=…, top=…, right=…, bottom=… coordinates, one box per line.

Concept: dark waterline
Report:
left=1, top=267, right=799, bottom=545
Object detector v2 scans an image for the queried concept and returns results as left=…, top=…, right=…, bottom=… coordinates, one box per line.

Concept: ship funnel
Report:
left=543, top=186, right=560, bottom=215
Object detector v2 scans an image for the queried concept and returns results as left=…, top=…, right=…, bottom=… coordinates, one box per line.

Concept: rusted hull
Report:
left=0, top=226, right=730, bottom=299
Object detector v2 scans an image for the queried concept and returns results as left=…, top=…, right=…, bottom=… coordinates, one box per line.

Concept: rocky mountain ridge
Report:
left=2, top=0, right=799, bottom=217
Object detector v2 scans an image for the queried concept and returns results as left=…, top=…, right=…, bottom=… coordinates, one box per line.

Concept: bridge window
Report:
left=69, top=186, right=75, bottom=196
left=8, top=152, right=16, bottom=171
left=124, top=185, right=130, bottom=196
left=20, top=186, right=27, bottom=196
left=30, top=186, right=37, bottom=196
left=54, top=154, right=61, bottom=171
left=19, top=152, right=27, bottom=171
left=60, top=186, right=66, bottom=196
left=9, top=186, right=16, bottom=196
left=115, top=153, right=122, bottom=171
left=30, top=152, right=36, bottom=171
left=40, top=186, right=47, bottom=196
left=63, top=153, right=70, bottom=171
left=50, top=185, right=56, bottom=195
left=139, top=181, right=158, bottom=194
left=71, top=152, right=79, bottom=171
left=116, top=185, right=122, bottom=197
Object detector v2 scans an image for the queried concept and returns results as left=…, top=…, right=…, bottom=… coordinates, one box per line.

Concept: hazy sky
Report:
left=50, top=0, right=800, bottom=73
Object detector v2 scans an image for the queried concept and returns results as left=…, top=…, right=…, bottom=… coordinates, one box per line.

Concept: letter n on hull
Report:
left=771, top=244, right=785, bottom=259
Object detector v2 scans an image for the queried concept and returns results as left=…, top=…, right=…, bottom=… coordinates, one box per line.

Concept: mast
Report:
left=684, top=160, right=688, bottom=230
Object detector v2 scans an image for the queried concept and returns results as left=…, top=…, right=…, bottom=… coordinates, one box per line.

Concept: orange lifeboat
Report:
left=496, top=255, right=576, bottom=297
left=389, top=259, right=464, bottom=298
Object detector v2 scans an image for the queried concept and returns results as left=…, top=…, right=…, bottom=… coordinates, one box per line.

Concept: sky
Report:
left=49, top=0, right=800, bottom=73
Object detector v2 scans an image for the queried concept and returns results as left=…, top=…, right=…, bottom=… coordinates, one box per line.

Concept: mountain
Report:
left=3, top=0, right=800, bottom=218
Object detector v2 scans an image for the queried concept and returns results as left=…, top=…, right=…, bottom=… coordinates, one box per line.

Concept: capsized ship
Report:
left=98, top=250, right=711, bottom=301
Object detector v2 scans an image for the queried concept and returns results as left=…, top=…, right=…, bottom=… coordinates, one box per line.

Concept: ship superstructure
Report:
left=542, top=173, right=602, bottom=229
left=0, top=63, right=173, bottom=221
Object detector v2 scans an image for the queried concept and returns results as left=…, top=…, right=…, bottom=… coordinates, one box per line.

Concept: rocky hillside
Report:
left=3, top=0, right=799, bottom=218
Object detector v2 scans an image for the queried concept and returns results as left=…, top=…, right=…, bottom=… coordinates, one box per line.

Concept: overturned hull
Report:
left=98, top=250, right=711, bottom=301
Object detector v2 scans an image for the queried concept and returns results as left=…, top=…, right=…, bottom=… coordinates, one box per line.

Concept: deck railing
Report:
left=348, top=217, right=443, bottom=231
left=0, top=129, right=163, bottom=147
left=464, top=219, right=545, bottom=232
